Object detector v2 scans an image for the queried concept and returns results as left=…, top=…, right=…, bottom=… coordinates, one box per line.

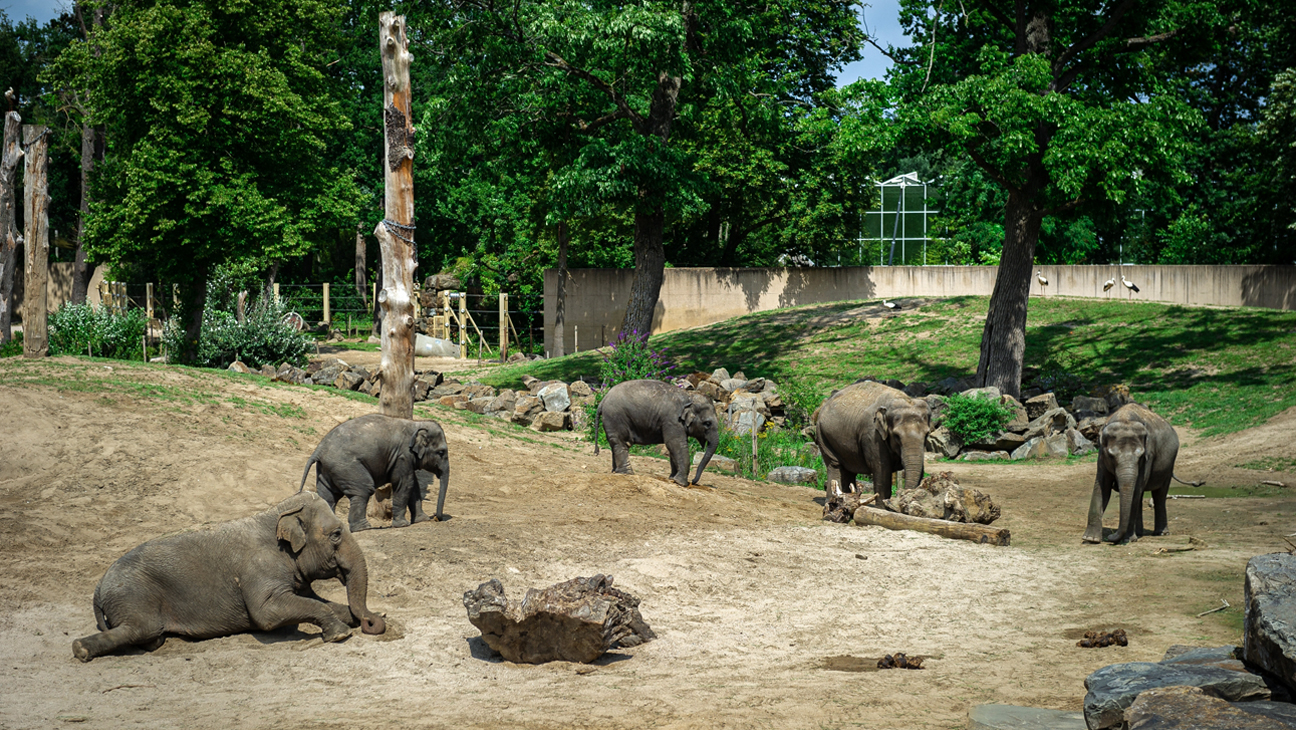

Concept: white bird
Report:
left=1103, top=277, right=1116, bottom=293
left=1036, top=270, right=1048, bottom=296
left=1121, top=275, right=1140, bottom=298
left=882, top=299, right=897, bottom=310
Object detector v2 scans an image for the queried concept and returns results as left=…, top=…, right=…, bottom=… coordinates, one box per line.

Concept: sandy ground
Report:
left=1, top=357, right=1294, bottom=729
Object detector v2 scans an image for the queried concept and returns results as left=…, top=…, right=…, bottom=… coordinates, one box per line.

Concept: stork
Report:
left=1036, top=270, right=1049, bottom=297
left=882, top=299, right=897, bottom=310
left=1121, top=275, right=1140, bottom=300
left=1102, top=277, right=1116, bottom=296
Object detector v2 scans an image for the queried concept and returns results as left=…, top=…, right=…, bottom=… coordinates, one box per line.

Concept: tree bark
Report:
left=72, top=122, right=103, bottom=305
left=975, top=188, right=1043, bottom=400
left=854, top=506, right=1011, bottom=546
left=354, top=222, right=367, bottom=310
left=377, top=12, right=415, bottom=419
left=553, top=221, right=568, bottom=356
left=0, top=111, right=22, bottom=342
left=22, top=125, right=49, bottom=358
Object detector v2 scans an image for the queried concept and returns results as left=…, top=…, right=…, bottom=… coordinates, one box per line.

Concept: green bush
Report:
left=940, top=392, right=1013, bottom=444
left=0, top=331, right=21, bottom=357
left=163, top=281, right=312, bottom=369
left=714, top=422, right=827, bottom=484
left=586, top=330, right=676, bottom=446
left=48, top=303, right=148, bottom=360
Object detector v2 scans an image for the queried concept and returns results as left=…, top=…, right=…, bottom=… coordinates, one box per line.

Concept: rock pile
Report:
left=670, top=368, right=788, bottom=436
left=884, top=472, right=1001, bottom=525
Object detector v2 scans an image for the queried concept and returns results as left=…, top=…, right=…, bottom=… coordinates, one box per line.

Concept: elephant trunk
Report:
left=902, top=442, right=925, bottom=491
left=1112, top=461, right=1140, bottom=543
left=337, top=535, right=385, bottom=634
left=435, top=460, right=450, bottom=520
left=691, top=431, right=719, bottom=485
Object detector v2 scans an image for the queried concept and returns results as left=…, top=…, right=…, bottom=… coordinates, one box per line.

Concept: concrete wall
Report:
left=11, top=263, right=109, bottom=321
left=544, top=264, right=1296, bottom=353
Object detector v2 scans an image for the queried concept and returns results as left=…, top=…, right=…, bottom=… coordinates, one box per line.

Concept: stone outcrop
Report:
left=1123, top=686, right=1295, bottom=730
left=462, top=575, right=655, bottom=664
left=1083, top=661, right=1271, bottom=729
left=1245, top=553, right=1296, bottom=694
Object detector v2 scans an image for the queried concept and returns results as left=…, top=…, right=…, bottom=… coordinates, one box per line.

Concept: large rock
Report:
left=710, top=368, right=730, bottom=383
left=1236, top=701, right=1296, bottom=726
left=465, top=398, right=494, bottom=415
left=1245, top=553, right=1296, bottom=693
left=970, top=431, right=1027, bottom=452
left=695, top=380, right=726, bottom=403
left=314, top=363, right=348, bottom=385
left=335, top=371, right=365, bottom=391
left=486, top=389, right=518, bottom=415
left=731, top=409, right=766, bottom=436
left=538, top=382, right=572, bottom=412
left=530, top=411, right=570, bottom=432
left=462, top=383, right=497, bottom=400
left=926, top=426, right=963, bottom=459
left=1163, top=646, right=1249, bottom=673
left=962, top=450, right=1009, bottom=461
left=961, top=386, right=1002, bottom=401
left=1078, top=416, right=1109, bottom=442
left=1066, top=427, right=1096, bottom=456
left=431, top=382, right=467, bottom=397
left=1024, top=407, right=1077, bottom=440
left=925, top=393, right=948, bottom=422
left=968, top=704, right=1087, bottom=730
left=412, top=379, right=433, bottom=402
left=888, top=471, right=1001, bottom=524
left=424, top=273, right=461, bottom=291
left=1001, top=395, right=1030, bottom=431
left=719, top=378, right=747, bottom=392
left=1083, top=662, right=1271, bottom=730
left=692, top=452, right=736, bottom=471
left=414, top=333, right=460, bottom=358
left=1024, top=392, right=1059, bottom=420
left=1123, top=685, right=1294, bottom=730
left=569, top=380, right=594, bottom=397
left=463, top=575, right=655, bottom=664
left=1102, top=384, right=1133, bottom=412
left=1073, top=395, right=1110, bottom=418
left=511, top=395, right=544, bottom=425
left=438, top=394, right=469, bottom=408
left=228, top=360, right=251, bottom=374
left=767, top=466, right=818, bottom=485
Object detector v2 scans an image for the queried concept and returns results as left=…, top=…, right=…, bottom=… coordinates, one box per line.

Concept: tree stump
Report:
left=463, top=574, right=655, bottom=664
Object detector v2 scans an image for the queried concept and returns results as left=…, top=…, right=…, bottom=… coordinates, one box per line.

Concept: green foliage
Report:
left=163, top=274, right=311, bottom=369
left=0, top=332, right=22, bottom=358
left=939, top=393, right=1013, bottom=445
left=597, top=330, right=675, bottom=390
left=714, top=423, right=827, bottom=485
left=48, top=304, right=148, bottom=360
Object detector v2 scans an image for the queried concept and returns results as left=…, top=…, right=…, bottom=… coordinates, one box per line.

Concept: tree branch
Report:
left=1053, top=0, right=1136, bottom=71
left=967, top=146, right=1021, bottom=198
left=863, top=36, right=921, bottom=67
left=543, top=50, right=645, bottom=129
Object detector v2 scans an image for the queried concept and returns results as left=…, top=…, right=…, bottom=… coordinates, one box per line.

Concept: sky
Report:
left=1, top=0, right=65, bottom=24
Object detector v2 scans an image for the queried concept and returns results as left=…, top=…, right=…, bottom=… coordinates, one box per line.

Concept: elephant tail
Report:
left=92, top=583, right=109, bottom=632
left=299, top=455, right=320, bottom=494
left=1172, top=472, right=1205, bottom=487
left=593, top=403, right=602, bottom=455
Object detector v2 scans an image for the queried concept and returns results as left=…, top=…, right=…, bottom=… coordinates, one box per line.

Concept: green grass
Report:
left=476, top=296, right=1296, bottom=437
left=1239, top=457, right=1296, bottom=472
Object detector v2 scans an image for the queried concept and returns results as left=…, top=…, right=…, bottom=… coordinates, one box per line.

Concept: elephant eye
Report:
left=330, top=528, right=343, bottom=543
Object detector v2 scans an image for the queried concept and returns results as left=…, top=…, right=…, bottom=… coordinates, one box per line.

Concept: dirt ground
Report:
left=1, top=357, right=1293, bottom=729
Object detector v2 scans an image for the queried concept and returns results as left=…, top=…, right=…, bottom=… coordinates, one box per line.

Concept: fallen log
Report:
left=854, top=506, right=1010, bottom=546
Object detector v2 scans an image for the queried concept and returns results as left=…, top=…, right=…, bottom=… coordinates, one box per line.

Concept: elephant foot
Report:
left=321, top=626, right=352, bottom=643
left=411, top=513, right=431, bottom=524
left=349, top=520, right=373, bottom=532
left=613, top=468, right=634, bottom=475
left=391, top=517, right=411, bottom=528
left=672, top=477, right=689, bottom=487
left=72, top=638, right=92, bottom=663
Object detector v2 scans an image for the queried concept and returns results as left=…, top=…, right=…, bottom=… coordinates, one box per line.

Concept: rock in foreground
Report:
left=1084, top=662, right=1270, bottom=729
left=1245, top=553, right=1296, bottom=694
left=463, top=575, right=655, bottom=664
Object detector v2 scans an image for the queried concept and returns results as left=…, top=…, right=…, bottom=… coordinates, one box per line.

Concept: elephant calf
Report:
left=73, top=493, right=385, bottom=662
left=1083, top=403, right=1203, bottom=544
left=301, top=413, right=450, bottom=531
left=814, top=380, right=931, bottom=503
left=595, top=379, right=719, bottom=485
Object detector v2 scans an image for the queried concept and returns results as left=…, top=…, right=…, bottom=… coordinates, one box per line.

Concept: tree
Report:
left=45, top=0, right=362, bottom=361
left=884, top=0, right=1217, bottom=398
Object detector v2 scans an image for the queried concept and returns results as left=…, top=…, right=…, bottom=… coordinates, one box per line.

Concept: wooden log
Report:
left=376, top=11, right=415, bottom=419
left=0, top=110, right=21, bottom=342
left=22, top=124, right=49, bottom=358
left=854, top=506, right=1011, bottom=546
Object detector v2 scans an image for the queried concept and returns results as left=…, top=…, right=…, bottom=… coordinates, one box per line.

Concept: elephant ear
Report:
left=409, top=428, right=434, bottom=463
left=276, top=506, right=308, bottom=553
left=873, top=406, right=890, bottom=439
left=678, top=399, right=696, bottom=429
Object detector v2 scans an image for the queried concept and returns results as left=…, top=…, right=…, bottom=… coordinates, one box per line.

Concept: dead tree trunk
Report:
left=354, top=222, right=367, bottom=311
left=22, top=124, right=49, bottom=358
left=0, top=111, right=22, bottom=342
left=72, top=122, right=103, bottom=305
left=553, top=221, right=568, bottom=356
left=375, top=12, right=415, bottom=419
left=854, top=507, right=1011, bottom=546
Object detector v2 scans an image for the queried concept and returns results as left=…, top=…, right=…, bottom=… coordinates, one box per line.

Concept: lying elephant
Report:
left=813, top=380, right=931, bottom=503
left=301, top=413, right=450, bottom=531
left=595, top=379, right=719, bottom=485
left=72, top=492, right=385, bottom=662
left=1083, top=403, right=1203, bottom=544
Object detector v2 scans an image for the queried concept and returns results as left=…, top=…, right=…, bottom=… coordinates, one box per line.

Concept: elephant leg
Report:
left=391, top=473, right=419, bottom=528
left=1082, top=471, right=1112, bottom=543
left=1149, top=480, right=1171, bottom=536
left=610, top=438, right=633, bottom=475
left=328, top=461, right=376, bottom=532
left=873, top=468, right=895, bottom=503
left=247, top=592, right=353, bottom=643
left=315, top=472, right=340, bottom=511
left=302, top=585, right=358, bottom=628
left=664, top=426, right=689, bottom=486
left=72, top=619, right=164, bottom=662
left=409, top=473, right=432, bottom=524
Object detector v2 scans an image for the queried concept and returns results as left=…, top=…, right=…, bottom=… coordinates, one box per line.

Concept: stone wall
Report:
left=544, top=265, right=1296, bottom=353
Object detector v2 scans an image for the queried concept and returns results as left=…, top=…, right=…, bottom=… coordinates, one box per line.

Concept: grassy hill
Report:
left=479, top=295, right=1296, bottom=438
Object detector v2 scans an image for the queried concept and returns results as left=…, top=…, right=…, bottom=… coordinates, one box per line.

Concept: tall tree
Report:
left=45, top=0, right=362, bottom=361
left=884, top=0, right=1217, bottom=398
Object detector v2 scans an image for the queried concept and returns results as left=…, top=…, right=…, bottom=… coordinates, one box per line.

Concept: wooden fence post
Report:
left=458, top=292, right=467, bottom=359
left=499, top=292, right=507, bottom=362
left=272, top=282, right=279, bottom=304
left=0, top=111, right=22, bottom=343
left=21, top=124, right=49, bottom=358
left=146, top=282, right=154, bottom=320
left=172, top=283, right=179, bottom=308
left=322, top=282, right=330, bottom=326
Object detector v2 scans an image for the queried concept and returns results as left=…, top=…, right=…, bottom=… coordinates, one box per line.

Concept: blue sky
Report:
left=1, top=0, right=65, bottom=24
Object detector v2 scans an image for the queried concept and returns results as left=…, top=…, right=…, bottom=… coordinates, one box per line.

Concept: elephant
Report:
left=813, top=380, right=932, bottom=504
left=300, top=413, right=450, bottom=531
left=594, top=379, right=719, bottom=485
left=1083, top=403, right=1203, bottom=544
left=72, top=492, right=385, bottom=662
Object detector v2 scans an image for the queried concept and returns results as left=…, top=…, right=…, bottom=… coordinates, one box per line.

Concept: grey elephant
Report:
left=72, top=492, right=385, bottom=662
left=300, top=413, right=450, bottom=531
left=594, top=379, right=719, bottom=485
left=1083, top=403, right=1203, bottom=544
left=813, top=380, right=932, bottom=503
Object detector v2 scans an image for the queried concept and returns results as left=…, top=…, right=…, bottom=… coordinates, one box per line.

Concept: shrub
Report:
left=940, top=392, right=1013, bottom=444
left=714, top=422, right=827, bottom=484
left=586, top=330, right=676, bottom=446
left=0, top=331, right=21, bottom=357
left=48, top=303, right=148, bottom=360
left=163, top=282, right=312, bottom=369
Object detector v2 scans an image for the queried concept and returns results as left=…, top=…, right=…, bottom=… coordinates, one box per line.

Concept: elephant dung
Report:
left=1083, top=662, right=1270, bottom=730
left=462, top=575, right=655, bottom=664
left=538, top=382, right=572, bottom=412
left=1122, top=686, right=1295, bottom=730
left=1244, top=553, right=1296, bottom=694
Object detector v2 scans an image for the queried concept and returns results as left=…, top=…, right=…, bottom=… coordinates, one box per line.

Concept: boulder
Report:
left=719, top=378, right=747, bottom=393
left=925, top=393, right=948, bottom=422
left=335, top=371, right=365, bottom=391
left=686, top=371, right=712, bottom=387
left=695, top=380, right=726, bottom=403
left=463, top=575, right=654, bottom=664
left=970, top=431, right=1027, bottom=452
left=431, top=382, right=467, bottom=397
left=929, top=376, right=966, bottom=396
left=507, top=351, right=529, bottom=363
left=423, top=273, right=461, bottom=291
left=465, top=398, right=494, bottom=415
left=521, top=374, right=540, bottom=390
left=743, top=377, right=766, bottom=393
left=512, top=395, right=544, bottom=425
left=228, top=361, right=251, bottom=374
left=1024, top=392, right=1059, bottom=420
left=1024, top=407, right=1077, bottom=440
left=710, top=367, right=730, bottom=383
left=1011, top=437, right=1042, bottom=461
left=903, top=382, right=928, bottom=398
left=462, top=383, right=497, bottom=400
left=259, top=363, right=277, bottom=378
left=961, top=386, right=1002, bottom=401
left=530, top=411, right=570, bottom=432
left=569, top=380, right=594, bottom=398
left=414, top=333, right=460, bottom=358
left=1163, top=646, right=1248, bottom=674
left=569, top=407, right=590, bottom=433
left=438, top=394, right=469, bottom=408
left=961, top=450, right=1009, bottom=461
left=732, top=371, right=746, bottom=381
left=1083, top=662, right=1270, bottom=730
left=767, top=466, right=818, bottom=486
left=1073, top=395, right=1110, bottom=418
left=1123, top=685, right=1293, bottom=730
left=926, top=426, right=963, bottom=459
left=883, top=378, right=906, bottom=391
left=1001, top=395, right=1030, bottom=431
left=888, top=472, right=1001, bottom=524
left=1236, top=701, right=1296, bottom=727
left=1078, top=416, right=1108, bottom=442
left=692, top=452, right=737, bottom=471
left=761, top=391, right=784, bottom=410
left=1102, top=384, right=1133, bottom=412
left=486, top=389, right=518, bottom=415
left=1066, top=428, right=1096, bottom=456
left=412, top=379, right=433, bottom=402
left=1043, top=432, right=1071, bottom=458
left=731, top=409, right=767, bottom=436
left=538, top=382, right=572, bottom=412
left=967, top=704, right=1087, bottom=730
left=1244, top=553, right=1296, bottom=693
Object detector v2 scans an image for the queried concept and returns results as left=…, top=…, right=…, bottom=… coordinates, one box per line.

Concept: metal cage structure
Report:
left=861, top=172, right=940, bottom=266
